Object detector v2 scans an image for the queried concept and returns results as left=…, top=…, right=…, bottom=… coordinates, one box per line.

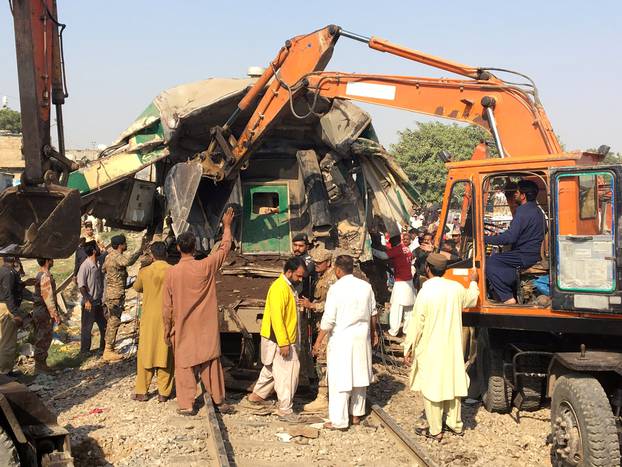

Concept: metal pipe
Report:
left=339, top=29, right=371, bottom=43
left=55, top=103, right=65, bottom=161
left=484, top=106, right=506, bottom=158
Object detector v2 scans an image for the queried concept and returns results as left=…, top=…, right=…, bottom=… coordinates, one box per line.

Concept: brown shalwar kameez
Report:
left=163, top=231, right=231, bottom=410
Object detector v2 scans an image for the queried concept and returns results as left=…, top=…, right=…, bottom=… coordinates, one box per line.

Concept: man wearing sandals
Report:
left=247, top=256, right=307, bottom=422
left=312, top=255, right=378, bottom=430
left=403, top=253, right=479, bottom=440
left=163, top=208, right=235, bottom=416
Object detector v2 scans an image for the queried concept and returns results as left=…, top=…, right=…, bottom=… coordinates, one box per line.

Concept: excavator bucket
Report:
left=0, top=184, right=81, bottom=259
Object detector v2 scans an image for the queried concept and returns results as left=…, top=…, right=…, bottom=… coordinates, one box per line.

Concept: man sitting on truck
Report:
left=484, top=180, right=545, bottom=304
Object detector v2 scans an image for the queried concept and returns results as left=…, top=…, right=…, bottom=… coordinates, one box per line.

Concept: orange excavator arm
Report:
left=202, top=25, right=561, bottom=181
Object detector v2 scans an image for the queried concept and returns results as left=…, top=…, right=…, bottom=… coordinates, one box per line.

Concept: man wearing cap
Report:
left=403, top=253, right=479, bottom=440
left=101, top=234, right=146, bottom=362
left=299, top=246, right=337, bottom=413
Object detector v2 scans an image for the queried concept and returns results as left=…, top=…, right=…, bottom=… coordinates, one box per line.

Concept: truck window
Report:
left=440, top=180, right=474, bottom=264
left=556, top=171, right=615, bottom=292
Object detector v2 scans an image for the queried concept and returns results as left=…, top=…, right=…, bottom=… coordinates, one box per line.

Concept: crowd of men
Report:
left=0, top=179, right=545, bottom=438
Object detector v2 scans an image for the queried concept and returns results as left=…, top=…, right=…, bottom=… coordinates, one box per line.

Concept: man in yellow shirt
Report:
left=247, top=256, right=307, bottom=422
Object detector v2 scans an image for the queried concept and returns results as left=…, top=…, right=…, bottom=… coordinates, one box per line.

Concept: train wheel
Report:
left=550, top=374, right=620, bottom=467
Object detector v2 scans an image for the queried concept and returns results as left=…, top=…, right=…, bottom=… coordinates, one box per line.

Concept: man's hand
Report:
left=164, top=334, right=172, bottom=347
left=84, top=300, right=92, bottom=311
left=311, top=344, right=321, bottom=357
left=468, top=268, right=479, bottom=283
left=297, top=297, right=312, bottom=309
left=372, top=332, right=379, bottom=349
left=52, top=314, right=62, bottom=325
left=222, top=207, right=235, bottom=228
left=420, top=242, right=434, bottom=252
left=23, top=277, right=36, bottom=287
left=13, top=316, right=23, bottom=327
left=404, top=351, right=412, bottom=366
left=278, top=344, right=290, bottom=358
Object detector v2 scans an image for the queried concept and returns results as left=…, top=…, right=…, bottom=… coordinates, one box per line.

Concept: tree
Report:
left=390, top=121, right=492, bottom=203
left=0, top=108, right=21, bottom=134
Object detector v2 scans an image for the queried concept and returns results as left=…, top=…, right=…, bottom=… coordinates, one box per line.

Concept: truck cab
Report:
left=436, top=151, right=622, bottom=466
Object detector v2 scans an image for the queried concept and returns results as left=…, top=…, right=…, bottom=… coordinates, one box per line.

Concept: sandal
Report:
left=444, top=426, right=464, bottom=437
left=323, top=422, right=348, bottom=431
left=414, top=427, right=443, bottom=441
left=215, top=403, right=236, bottom=415
left=176, top=408, right=196, bottom=416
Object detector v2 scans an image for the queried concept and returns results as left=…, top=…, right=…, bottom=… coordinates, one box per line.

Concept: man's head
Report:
left=84, top=244, right=97, bottom=259
left=401, top=231, right=411, bottom=247
left=291, top=233, right=310, bottom=256
left=36, top=258, right=54, bottom=269
left=150, top=241, right=167, bottom=261
left=176, top=232, right=196, bottom=256
left=310, top=247, right=332, bottom=274
left=111, top=234, right=127, bottom=252
left=334, top=255, right=354, bottom=279
left=442, top=239, right=456, bottom=253
left=84, top=220, right=94, bottom=237
left=421, top=233, right=433, bottom=246
left=515, top=180, right=539, bottom=205
left=425, top=252, right=448, bottom=278
left=283, top=256, right=307, bottom=285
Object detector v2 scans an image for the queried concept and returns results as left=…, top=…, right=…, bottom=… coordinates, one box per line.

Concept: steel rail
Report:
left=202, top=389, right=231, bottom=467
left=369, top=404, right=438, bottom=467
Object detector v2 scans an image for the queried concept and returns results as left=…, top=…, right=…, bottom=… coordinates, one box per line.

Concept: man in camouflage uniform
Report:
left=299, top=247, right=337, bottom=413
left=32, top=258, right=62, bottom=373
left=102, top=234, right=145, bottom=362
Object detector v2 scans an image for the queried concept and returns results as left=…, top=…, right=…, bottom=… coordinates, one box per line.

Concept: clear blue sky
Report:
left=1, top=1, right=620, bottom=153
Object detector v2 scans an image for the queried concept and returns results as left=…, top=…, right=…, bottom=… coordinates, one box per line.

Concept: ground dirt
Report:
left=31, top=345, right=552, bottom=466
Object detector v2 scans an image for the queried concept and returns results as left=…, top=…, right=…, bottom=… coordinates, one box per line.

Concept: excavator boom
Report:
left=202, top=25, right=562, bottom=181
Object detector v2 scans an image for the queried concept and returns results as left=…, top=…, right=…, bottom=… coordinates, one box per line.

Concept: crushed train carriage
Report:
left=66, top=76, right=417, bottom=363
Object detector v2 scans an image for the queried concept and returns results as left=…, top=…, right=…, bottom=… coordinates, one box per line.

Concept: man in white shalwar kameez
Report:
left=312, top=255, right=378, bottom=430
left=403, top=253, right=479, bottom=440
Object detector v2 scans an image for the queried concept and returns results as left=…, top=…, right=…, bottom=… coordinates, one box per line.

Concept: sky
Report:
left=1, top=0, right=620, bottom=153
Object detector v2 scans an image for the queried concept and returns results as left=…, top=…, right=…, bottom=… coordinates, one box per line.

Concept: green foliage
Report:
left=390, top=122, right=493, bottom=203
left=0, top=107, right=21, bottom=133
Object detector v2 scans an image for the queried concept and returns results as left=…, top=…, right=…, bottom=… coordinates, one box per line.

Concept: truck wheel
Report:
left=550, top=374, right=620, bottom=467
left=482, top=348, right=512, bottom=413
left=0, top=426, right=20, bottom=467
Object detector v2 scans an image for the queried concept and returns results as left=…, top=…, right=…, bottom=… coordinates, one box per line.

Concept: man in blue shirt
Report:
left=485, top=180, right=545, bottom=304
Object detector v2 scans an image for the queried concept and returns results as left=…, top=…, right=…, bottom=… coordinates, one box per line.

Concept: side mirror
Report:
left=438, top=150, right=453, bottom=163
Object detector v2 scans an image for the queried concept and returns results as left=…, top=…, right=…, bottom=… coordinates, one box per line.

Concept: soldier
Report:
left=32, top=258, right=62, bottom=373
left=299, top=247, right=337, bottom=413
left=102, top=234, right=146, bottom=362
left=0, top=257, right=27, bottom=374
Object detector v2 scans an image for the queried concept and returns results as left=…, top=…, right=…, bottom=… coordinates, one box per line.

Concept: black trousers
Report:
left=80, top=303, right=107, bottom=353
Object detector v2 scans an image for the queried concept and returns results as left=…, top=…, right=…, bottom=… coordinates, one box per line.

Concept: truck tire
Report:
left=482, top=348, right=512, bottom=413
left=550, top=374, right=620, bottom=467
left=0, top=426, right=19, bottom=467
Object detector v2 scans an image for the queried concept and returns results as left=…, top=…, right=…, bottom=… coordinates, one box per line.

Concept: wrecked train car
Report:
left=68, top=77, right=417, bottom=363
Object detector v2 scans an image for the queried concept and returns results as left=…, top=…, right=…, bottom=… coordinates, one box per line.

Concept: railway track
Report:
left=369, top=404, right=438, bottom=467
left=202, top=390, right=232, bottom=467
